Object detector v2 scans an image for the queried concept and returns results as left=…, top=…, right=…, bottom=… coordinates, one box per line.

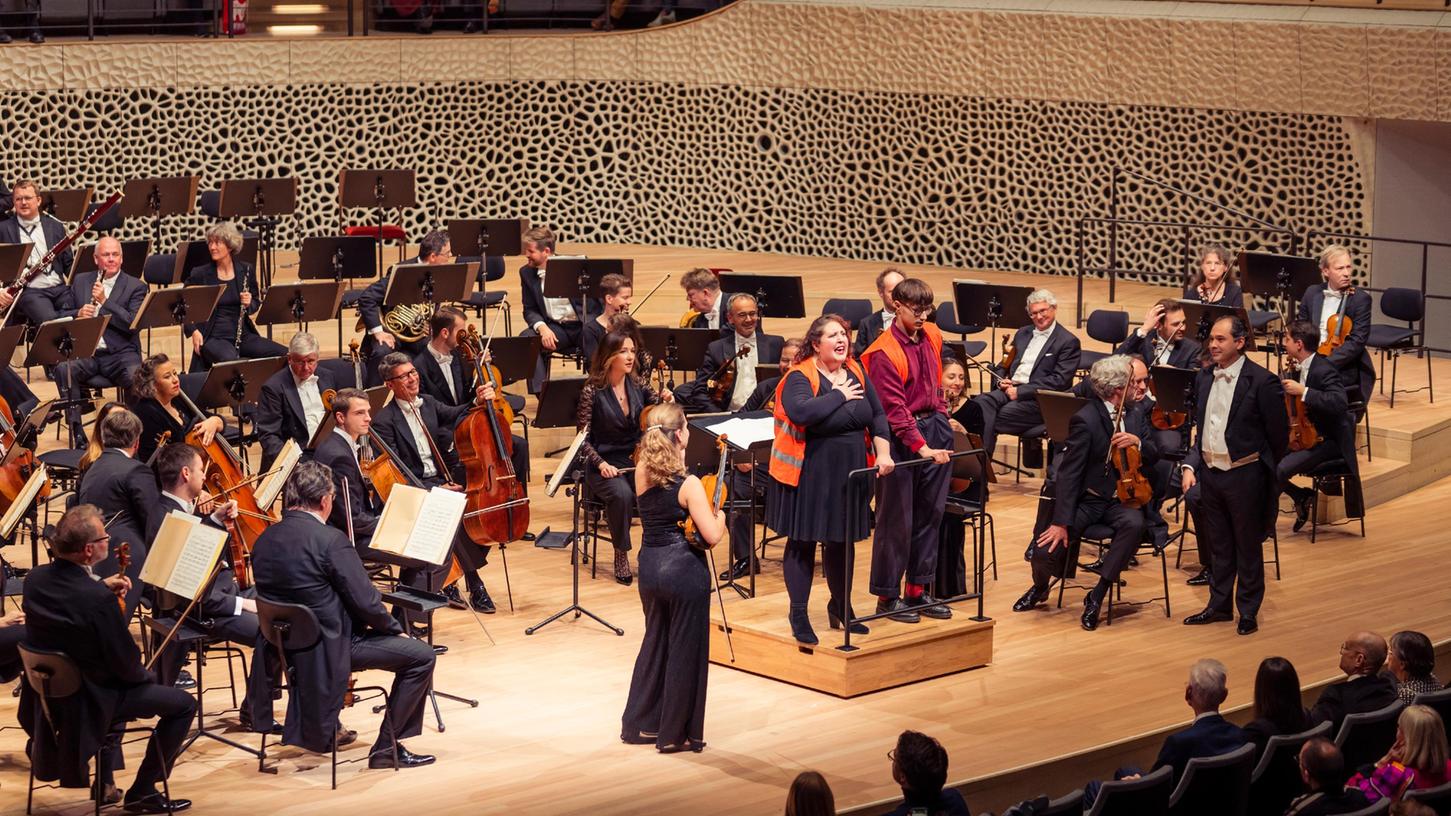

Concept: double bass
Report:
left=455, top=326, right=529, bottom=549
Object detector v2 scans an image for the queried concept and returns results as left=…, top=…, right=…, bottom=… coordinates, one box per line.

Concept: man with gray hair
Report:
left=1012, top=356, right=1156, bottom=631
left=256, top=331, right=340, bottom=469
left=1148, top=658, right=1247, bottom=784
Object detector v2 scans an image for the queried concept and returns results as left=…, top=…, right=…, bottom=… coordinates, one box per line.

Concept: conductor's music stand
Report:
left=717, top=272, right=806, bottom=320
left=299, top=235, right=378, bottom=351
left=953, top=281, right=1035, bottom=352
left=40, top=188, right=94, bottom=222
left=131, top=284, right=224, bottom=371
left=339, top=169, right=416, bottom=275
left=218, top=177, right=299, bottom=292
left=1176, top=300, right=1256, bottom=350
left=255, top=281, right=344, bottom=334
left=25, top=316, right=109, bottom=448
left=71, top=239, right=150, bottom=280
left=121, top=176, right=199, bottom=251
left=638, top=327, right=716, bottom=389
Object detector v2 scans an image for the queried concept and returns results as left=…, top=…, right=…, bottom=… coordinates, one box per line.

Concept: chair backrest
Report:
left=197, top=189, right=222, bottom=219
left=933, top=301, right=982, bottom=336
left=1040, top=788, right=1084, bottom=815
left=1403, top=778, right=1451, bottom=813
left=822, top=297, right=873, bottom=328
left=254, top=597, right=323, bottom=653
left=317, top=357, right=359, bottom=390
left=1087, top=764, right=1174, bottom=816
left=1341, top=797, right=1391, bottom=816
left=142, top=252, right=178, bottom=287
left=1168, top=742, right=1254, bottom=816
left=1336, top=700, right=1407, bottom=773
left=17, top=643, right=83, bottom=700
left=1086, top=309, right=1130, bottom=346
left=1412, top=687, right=1451, bottom=736
left=1379, top=287, right=1424, bottom=324
left=1249, top=721, right=1332, bottom=816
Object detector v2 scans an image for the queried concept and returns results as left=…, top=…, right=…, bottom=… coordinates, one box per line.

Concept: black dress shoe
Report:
left=521, top=531, right=536, bottom=541
left=0, top=32, right=12, bottom=44
left=123, top=792, right=192, bottom=813
left=907, top=593, right=952, bottom=620
left=718, top=557, right=759, bottom=582
left=408, top=624, right=432, bottom=639
left=1237, top=618, right=1258, bottom=636
left=174, top=669, right=196, bottom=690
left=28, top=31, right=44, bottom=44
left=1292, top=495, right=1313, bottom=533
left=368, top=744, right=436, bottom=769
left=1183, top=609, right=1233, bottom=626
left=1082, top=558, right=1105, bottom=574
left=875, top=597, right=921, bottom=624
left=441, top=584, right=466, bottom=609
left=1186, top=569, right=1211, bottom=586
left=1081, top=594, right=1103, bottom=631
left=431, top=644, right=449, bottom=655
left=94, top=782, right=121, bottom=806
left=335, top=724, right=358, bottom=747
left=658, top=740, right=705, bottom=754
left=470, top=590, right=496, bottom=614
left=1012, top=586, right=1049, bottom=612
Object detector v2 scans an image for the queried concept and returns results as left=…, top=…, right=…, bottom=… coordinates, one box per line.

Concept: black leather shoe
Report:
left=174, top=669, right=196, bottom=690
left=1082, top=558, right=1105, bottom=574
left=1012, top=586, right=1049, bottom=612
left=94, top=782, right=121, bottom=806
left=28, top=31, right=44, bottom=44
left=123, top=792, right=192, bottom=813
left=875, top=597, right=921, bottom=624
left=908, top=593, right=952, bottom=620
left=1183, top=609, right=1233, bottom=626
left=368, top=744, right=436, bottom=769
left=441, top=584, right=466, bottom=609
left=1237, top=618, right=1258, bottom=636
left=431, top=644, right=449, bottom=655
left=1292, top=495, right=1313, bottom=533
left=0, top=32, right=12, bottom=44
left=408, top=624, right=432, bottom=639
left=718, top=557, right=759, bottom=582
left=1081, top=594, right=1103, bottom=631
left=521, top=531, right=536, bottom=541
left=470, top=590, right=495, bottom=614
left=335, top=724, right=358, bottom=747
left=1186, top=569, right=1211, bottom=586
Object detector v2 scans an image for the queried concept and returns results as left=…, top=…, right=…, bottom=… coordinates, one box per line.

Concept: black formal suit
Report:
left=20, top=558, right=195, bottom=792
left=689, top=331, right=785, bottom=413
left=1150, top=712, right=1249, bottom=784
left=256, top=366, right=339, bottom=470
left=133, top=396, right=211, bottom=466
left=519, top=262, right=597, bottom=392
left=1308, top=673, right=1400, bottom=734
left=966, top=322, right=1082, bottom=460
left=1182, top=281, right=1245, bottom=309
left=1285, top=788, right=1371, bottom=816
left=742, top=374, right=782, bottom=413
left=853, top=309, right=891, bottom=358
left=1184, top=356, right=1289, bottom=622
left=78, top=449, right=159, bottom=617
left=183, top=261, right=285, bottom=369
left=313, top=430, right=381, bottom=552
left=55, top=270, right=148, bottom=437
left=250, top=509, right=435, bottom=755
left=414, top=345, right=530, bottom=483
left=684, top=289, right=731, bottom=338
left=1117, top=329, right=1202, bottom=371
left=1278, top=355, right=1363, bottom=518
left=1297, top=285, right=1376, bottom=405
left=0, top=213, right=73, bottom=324
left=356, top=257, right=431, bottom=382
left=0, top=364, right=38, bottom=418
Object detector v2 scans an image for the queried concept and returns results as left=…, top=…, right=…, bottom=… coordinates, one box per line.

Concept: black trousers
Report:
left=153, top=606, right=276, bottom=731
left=620, top=540, right=709, bottom=748
left=101, top=682, right=196, bottom=795
left=1029, top=495, right=1144, bottom=599
left=869, top=414, right=953, bottom=598
left=56, top=348, right=141, bottom=438
left=1199, top=463, right=1270, bottom=619
left=970, top=389, right=1043, bottom=463
left=586, top=468, right=636, bottom=552
left=16, top=284, right=69, bottom=325
left=522, top=319, right=583, bottom=393
left=349, top=632, right=436, bottom=753
left=1277, top=442, right=1338, bottom=504
left=199, top=334, right=287, bottom=370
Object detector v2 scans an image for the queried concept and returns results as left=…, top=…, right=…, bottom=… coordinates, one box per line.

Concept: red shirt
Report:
left=865, top=322, right=946, bottom=451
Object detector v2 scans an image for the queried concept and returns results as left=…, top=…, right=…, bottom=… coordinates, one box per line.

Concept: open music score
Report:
left=139, top=511, right=230, bottom=602
left=0, top=464, right=48, bottom=539
left=256, top=440, right=302, bottom=510
left=372, top=484, right=467, bottom=567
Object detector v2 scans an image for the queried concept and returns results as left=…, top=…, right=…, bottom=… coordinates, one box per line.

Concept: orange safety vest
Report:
left=861, top=321, right=944, bottom=382
left=769, top=359, right=874, bottom=487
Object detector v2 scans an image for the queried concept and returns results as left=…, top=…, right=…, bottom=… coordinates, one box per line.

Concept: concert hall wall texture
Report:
left=0, top=1, right=1401, bottom=282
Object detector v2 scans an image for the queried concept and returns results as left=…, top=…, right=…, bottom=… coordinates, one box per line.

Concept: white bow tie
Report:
left=1214, top=370, right=1234, bottom=382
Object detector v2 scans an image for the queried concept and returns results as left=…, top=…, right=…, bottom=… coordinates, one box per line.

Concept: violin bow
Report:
left=626, top=272, right=671, bottom=316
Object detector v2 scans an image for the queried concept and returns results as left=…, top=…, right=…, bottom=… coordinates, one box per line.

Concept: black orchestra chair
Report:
left=1342, top=799, right=1391, bottom=816
left=1167, top=742, right=1254, bottom=816
left=943, top=491, right=996, bottom=584
left=1039, top=789, right=1085, bottom=815
left=1086, top=764, right=1173, bottom=815
left=1404, top=779, right=1451, bottom=813
left=1335, top=700, right=1406, bottom=775
left=1078, top=309, right=1130, bottom=373
left=254, top=597, right=398, bottom=789
left=1249, top=721, right=1331, bottom=816
left=1307, top=459, right=1366, bottom=543
left=143, top=590, right=251, bottom=752
left=1073, top=522, right=1170, bottom=624
left=459, top=255, right=512, bottom=335
left=1367, top=287, right=1432, bottom=409
left=821, top=297, right=872, bottom=329
left=18, top=643, right=174, bottom=815
left=933, top=302, right=988, bottom=389
left=1411, top=687, right=1451, bottom=733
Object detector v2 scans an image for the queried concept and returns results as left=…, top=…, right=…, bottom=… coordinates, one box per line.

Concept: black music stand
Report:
left=0, top=244, right=30, bottom=287
left=447, top=218, right=528, bottom=258
left=218, top=177, right=299, bottom=293
left=339, top=169, right=416, bottom=275
left=1149, top=365, right=1196, bottom=458
left=198, top=357, right=286, bottom=452
left=687, top=411, right=774, bottom=599
left=717, top=272, right=806, bottom=320
left=487, top=335, right=542, bottom=386
left=953, top=281, right=1034, bottom=345
left=26, top=317, right=109, bottom=449
left=255, top=281, right=344, bottom=334
left=1176, top=300, right=1256, bottom=350
left=299, top=235, right=379, bottom=351
left=386, top=262, right=474, bottom=311
left=1239, top=251, right=1320, bottom=317
left=544, top=259, right=628, bottom=344
left=0, top=325, right=25, bottom=365
left=1036, top=390, right=1089, bottom=447
left=71, top=239, right=149, bottom=280
left=131, top=284, right=224, bottom=371
left=638, top=327, right=716, bottom=389
left=40, top=188, right=94, bottom=222
left=752, top=363, right=778, bottom=385
left=121, top=176, right=199, bottom=251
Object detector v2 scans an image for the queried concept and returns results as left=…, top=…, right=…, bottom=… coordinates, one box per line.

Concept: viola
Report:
left=0, top=394, right=52, bottom=521
left=1109, top=391, right=1152, bottom=510
left=998, top=333, right=1018, bottom=376
left=114, top=541, right=131, bottom=616
left=175, top=390, right=271, bottom=589
left=1284, top=358, right=1322, bottom=453
left=1318, top=286, right=1355, bottom=356
left=455, top=327, right=529, bottom=551
left=680, top=435, right=728, bottom=550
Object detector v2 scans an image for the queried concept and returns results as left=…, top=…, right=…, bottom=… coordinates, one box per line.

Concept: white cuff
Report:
left=369, top=326, right=384, bottom=336
left=232, top=596, right=245, bottom=617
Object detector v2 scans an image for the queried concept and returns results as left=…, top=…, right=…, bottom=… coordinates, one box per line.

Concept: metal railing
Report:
left=1306, top=229, right=1451, bottom=353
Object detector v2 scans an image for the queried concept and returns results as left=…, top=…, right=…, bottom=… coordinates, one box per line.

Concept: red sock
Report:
left=904, top=583, right=924, bottom=599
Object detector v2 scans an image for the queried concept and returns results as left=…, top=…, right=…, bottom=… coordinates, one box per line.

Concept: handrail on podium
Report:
left=836, top=448, right=990, bottom=653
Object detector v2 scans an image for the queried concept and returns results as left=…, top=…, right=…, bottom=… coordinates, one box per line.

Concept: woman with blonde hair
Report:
left=184, top=221, right=285, bottom=368
left=1349, top=704, right=1451, bottom=802
left=77, top=401, right=124, bottom=474
left=1183, top=243, right=1244, bottom=307
left=620, top=400, right=724, bottom=754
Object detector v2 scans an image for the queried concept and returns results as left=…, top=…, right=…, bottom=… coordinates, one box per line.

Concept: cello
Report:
left=455, top=324, right=529, bottom=549
left=0, top=395, right=51, bottom=520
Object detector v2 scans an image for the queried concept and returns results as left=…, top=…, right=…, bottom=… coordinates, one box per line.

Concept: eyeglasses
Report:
left=387, top=369, right=419, bottom=382
left=909, top=305, right=935, bottom=319
left=732, top=311, right=759, bottom=320
left=12, top=194, right=39, bottom=203
left=89, top=534, right=112, bottom=545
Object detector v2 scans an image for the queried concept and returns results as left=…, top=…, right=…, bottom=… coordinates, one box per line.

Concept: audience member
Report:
left=1286, top=738, right=1371, bottom=815
left=1387, top=631, right=1442, bottom=705
left=785, top=770, right=835, bottom=816
left=1310, top=631, right=1400, bottom=732
left=1245, top=656, right=1312, bottom=760
left=881, top=730, right=971, bottom=816
left=1347, top=705, right=1450, bottom=803
left=1150, top=658, right=1248, bottom=784
left=1390, top=801, right=1436, bottom=816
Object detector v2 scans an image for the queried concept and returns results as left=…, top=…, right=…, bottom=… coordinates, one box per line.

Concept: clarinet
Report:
left=234, top=269, right=248, bottom=350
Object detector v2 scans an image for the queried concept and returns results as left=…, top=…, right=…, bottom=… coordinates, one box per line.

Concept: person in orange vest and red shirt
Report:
left=860, top=279, right=956, bottom=624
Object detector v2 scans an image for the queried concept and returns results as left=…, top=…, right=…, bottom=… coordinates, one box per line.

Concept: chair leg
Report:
left=1310, top=480, right=1320, bottom=544
left=987, top=515, right=997, bottom=581
left=1390, top=353, right=1399, bottom=409
left=1160, top=544, right=1171, bottom=617
left=1427, top=349, right=1434, bottom=404
left=1270, top=527, right=1280, bottom=580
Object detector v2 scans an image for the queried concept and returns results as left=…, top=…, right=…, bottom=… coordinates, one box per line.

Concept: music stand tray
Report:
left=197, top=357, right=286, bottom=411
left=339, top=169, right=417, bottom=210
left=953, top=280, right=1036, bottom=332
left=448, top=218, right=529, bottom=258
left=120, top=176, right=199, bottom=219
left=41, top=188, right=94, bottom=222
left=1176, top=300, right=1256, bottom=350
left=218, top=178, right=298, bottom=219
left=71, top=239, right=150, bottom=281
left=543, top=258, right=633, bottom=303
left=488, top=336, right=542, bottom=384
left=1035, top=390, right=1089, bottom=446
left=0, top=244, right=32, bottom=286
left=638, top=327, right=716, bottom=375
left=532, top=377, right=587, bottom=430
left=255, top=281, right=344, bottom=329
left=717, top=272, right=806, bottom=319
left=25, top=316, right=109, bottom=369
left=386, top=263, right=475, bottom=308
left=298, top=235, right=379, bottom=281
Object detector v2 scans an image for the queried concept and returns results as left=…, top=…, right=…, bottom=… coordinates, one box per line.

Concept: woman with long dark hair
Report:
left=130, top=354, right=225, bottom=464
left=1183, top=243, right=1244, bottom=307
left=1244, top=656, right=1310, bottom=759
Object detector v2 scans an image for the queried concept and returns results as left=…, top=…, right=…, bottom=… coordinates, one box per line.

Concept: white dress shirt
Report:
left=295, top=373, right=325, bottom=438
left=728, top=333, right=759, bottom=411
left=18, top=216, right=61, bottom=288
left=400, top=399, right=438, bottom=478
left=703, top=290, right=723, bottom=330
left=93, top=272, right=121, bottom=349
left=1201, top=355, right=1247, bottom=471
left=1011, top=324, right=1056, bottom=383
left=429, top=345, right=458, bottom=403
left=333, top=427, right=362, bottom=466
left=1317, top=288, right=1346, bottom=338
left=533, top=266, right=579, bottom=328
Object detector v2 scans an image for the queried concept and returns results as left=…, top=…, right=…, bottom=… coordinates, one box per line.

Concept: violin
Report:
left=0, top=394, right=52, bottom=520
left=998, top=333, right=1018, bottom=376
left=707, top=345, right=751, bottom=405
left=455, top=325, right=530, bottom=552
left=175, top=390, right=271, bottom=590
left=1318, top=286, right=1355, bottom=356
left=1109, top=390, right=1152, bottom=509
left=1284, top=358, right=1322, bottom=453
left=114, top=541, right=131, bottom=616
left=680, top=435, right=728, bottom=550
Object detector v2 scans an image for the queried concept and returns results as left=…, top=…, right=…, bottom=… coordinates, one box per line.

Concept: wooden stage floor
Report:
left=2, top=244, right=1448, bottom=815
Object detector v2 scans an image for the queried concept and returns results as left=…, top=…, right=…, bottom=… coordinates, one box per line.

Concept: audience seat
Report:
left=1335, top=700, right=1406, bottom=774
left=1167, top=742, right=1253, bottom=816
left=1341, top=799, right=1390, bottom=815
left=1403, top=779, right=1451, bottom=815
left=1086, top=764, right=1173, bottom=815
left=1248, top=721, right=1331, bottom=816
left=1412, top=688, right=1451, bottom=737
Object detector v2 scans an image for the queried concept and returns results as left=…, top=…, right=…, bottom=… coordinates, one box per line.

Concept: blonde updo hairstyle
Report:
left=635, top=401, right=688, bottom=489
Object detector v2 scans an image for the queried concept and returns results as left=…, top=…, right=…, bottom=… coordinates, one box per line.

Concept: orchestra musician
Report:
left=185, top=222, right=286, bottom=369
left=0, top=364, right=38, bottom=419
left=519, top=226, right=596, bottom=393
left=52, top=235, right=148, bottom=445
left=577, top=327, right=673, bottom=585
left=1278, top=319, right=1363, bottom=532
left=0, top=180, right=73, bottom=325
left=20, top=505, right=196, bottom=814
left=861, top=278, right=954, bottom=624
left=767, top=315, right=894, bottom=645
left=581, top=273, right=632, bottom=362
left=313, top=388, right=384, bottom=557
left=256, top=332, right=337, bottom=470
left=679, top=267, right=728, bottom=335
left=1119, top=298, right=1203, bottom=371
left=131, top=354, right=227, bottom=465
left=150, top=442, right=278, bottom=734
left=853, top=267, right=904, bottom=358
left=75, top=408, right=158, bottom=618
left=620, top=402, right=725, bottom=754
left=357, top=229, right=452, bottom=375
left=964, top=289, right=1082, bottom=479
left=683, top=294, right=784, bottom=413
left=1183, top=244, right=1244, bottom=307
left=249, top=461, right=438, bottom=770
left=1180, top=316, right=1288, bottom=636
left=1012, top=356, right=1157, bottom=631
left=1297, top=244, right=1375, bottom=410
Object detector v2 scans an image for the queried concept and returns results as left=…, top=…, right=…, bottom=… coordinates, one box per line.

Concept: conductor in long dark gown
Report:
left=620, top=402, right=725, bottom=754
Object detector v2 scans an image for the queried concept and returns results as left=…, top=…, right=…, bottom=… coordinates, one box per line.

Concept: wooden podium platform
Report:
left=709, top=592, right=995, bottom=698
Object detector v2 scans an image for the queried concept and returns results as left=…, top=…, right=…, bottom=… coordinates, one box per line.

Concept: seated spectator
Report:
left=1347, top=705, right=1450, bottom=803
left=1286, top=738, right=1371, bottom=815
left=1391, top=801, right=1436, bottom=816
left=1245, top=656, right=1312, bottom=760
left=1310, top=631, right=1400, bottom=732
left=882, top=730, right=971, bottom=816
left=1387, top=631, right=1442, bottom=704
left=1151, top=658, right=1249, bottom=785
left=785, top=770, right=835, bottom=816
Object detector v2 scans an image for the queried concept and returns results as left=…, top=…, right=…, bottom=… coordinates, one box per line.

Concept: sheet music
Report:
left=704, top=416, right=775, bottom=449
left=0, top=464, right=46, bottom=538
left=138, top=510, right=227, bottom=600
left=256, top=439, right=301, bottom=509
left=405, top=488, right=466, bottom=565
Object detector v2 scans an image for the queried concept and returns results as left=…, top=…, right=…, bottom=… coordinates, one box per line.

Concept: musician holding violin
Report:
left=620, top=402, right=724, bottom=754
left=581, top=273, right=632, bottom=362
left=1119, top=299, right=1202, bottom=371
left=256, top=332, right=338, bottom=471
left=1278, top=319, right=1363, bottom=533
left=1298, top=244, right=1375, bottom=412
left=1183, top=243, right=1245, bottom=308
left=131, top=354, right=227, bottom=464
left=685, top=294, right=784, bottom=414
left=679, top=267, right=727, bottom=335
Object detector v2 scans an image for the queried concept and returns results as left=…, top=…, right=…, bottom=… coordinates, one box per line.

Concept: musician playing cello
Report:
left=1277, top=319, right=1362, bottom=533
